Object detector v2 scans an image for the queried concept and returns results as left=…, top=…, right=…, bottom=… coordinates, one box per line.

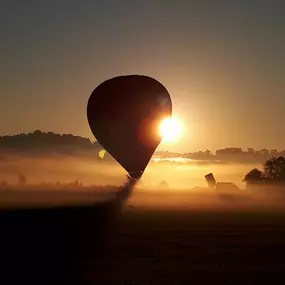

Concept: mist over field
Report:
left=1, top=151, right=285, bottom=213
left=0, top=152, right=282, bottom=211
left=0, top=152, right=259, bottom=189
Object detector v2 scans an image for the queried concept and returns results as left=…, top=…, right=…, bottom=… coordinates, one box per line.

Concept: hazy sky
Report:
left=1, top=0, right=284, bottom=152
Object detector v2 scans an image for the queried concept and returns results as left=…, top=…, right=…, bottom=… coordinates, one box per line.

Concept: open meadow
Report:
left=1, top=186, right=285, bottom=284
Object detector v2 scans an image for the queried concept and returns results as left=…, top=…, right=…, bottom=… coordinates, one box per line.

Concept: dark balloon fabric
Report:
left=87, top=75, right=172, bottom=179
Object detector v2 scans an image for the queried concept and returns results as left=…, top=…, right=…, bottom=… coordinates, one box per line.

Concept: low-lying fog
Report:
left=1, top=153, right=285, bottom=211
left=0, top=153, right=258, bottom=189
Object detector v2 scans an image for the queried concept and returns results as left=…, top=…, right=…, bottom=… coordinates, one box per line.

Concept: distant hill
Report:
left=0, top=130, right=102, bottom=155
left=0, top=131, right=284, bottom=164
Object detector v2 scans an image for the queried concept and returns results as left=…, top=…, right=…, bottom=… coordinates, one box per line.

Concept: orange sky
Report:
left=1, top=1, right=284, bottom=153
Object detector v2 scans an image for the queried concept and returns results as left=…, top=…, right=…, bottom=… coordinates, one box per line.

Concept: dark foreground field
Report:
left=100, top=208, right=285, bottom=285
left=1, top=190, right=285, bottom=284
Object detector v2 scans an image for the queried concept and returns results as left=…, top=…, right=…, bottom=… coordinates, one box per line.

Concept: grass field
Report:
left=90, top=207, right=285, bottom=284
left=1, top=188, right=285, bottom=284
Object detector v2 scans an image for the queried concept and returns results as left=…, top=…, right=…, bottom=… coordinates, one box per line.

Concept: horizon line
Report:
left=0, top=130, right=284, bottom=154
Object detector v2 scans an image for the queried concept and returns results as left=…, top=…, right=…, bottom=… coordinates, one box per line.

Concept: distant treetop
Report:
left=244, top=156, right=285, bottom=187
left=0, top=130, right=100, bottom=152
left=0, top=131, right=284, bottom=163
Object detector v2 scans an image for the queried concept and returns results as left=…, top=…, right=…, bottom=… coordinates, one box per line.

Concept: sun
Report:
left=159, top=116, right=182, bottom=142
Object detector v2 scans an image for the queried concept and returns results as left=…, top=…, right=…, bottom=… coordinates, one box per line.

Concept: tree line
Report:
left=0, top=130, right=100, bottom=151
left=244, top=156, right=285, bottom=187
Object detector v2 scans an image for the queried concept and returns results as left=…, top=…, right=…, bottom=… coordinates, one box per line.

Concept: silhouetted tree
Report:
left=243, top=168, right=264, bottom=186
left=244, top=156, right=285, bottom=187
left=0, top=131, right=96, bottom=152
left=264, top=156, right=285, bottom=183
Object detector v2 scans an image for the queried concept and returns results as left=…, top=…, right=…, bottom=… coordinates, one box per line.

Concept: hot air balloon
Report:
left=87, top=75, right=172, bottom=179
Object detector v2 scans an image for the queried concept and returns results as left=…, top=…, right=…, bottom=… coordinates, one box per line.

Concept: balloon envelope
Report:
left=87, top=75, right=172, bottom=179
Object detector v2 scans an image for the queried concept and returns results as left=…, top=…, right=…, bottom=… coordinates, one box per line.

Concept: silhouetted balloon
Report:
left=87, top=75, right=172, bottom=179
